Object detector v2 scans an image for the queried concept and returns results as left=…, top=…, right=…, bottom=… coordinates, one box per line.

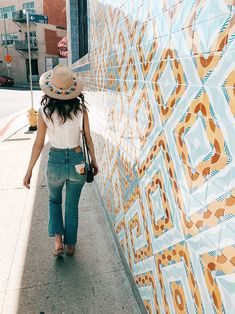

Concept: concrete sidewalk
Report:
left=0, top=127, right=141, bottom=313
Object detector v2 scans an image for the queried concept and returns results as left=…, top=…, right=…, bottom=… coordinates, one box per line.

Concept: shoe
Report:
left=53, top=248, right=64, bottom=257
left=65, top=245, right=75, bottom=256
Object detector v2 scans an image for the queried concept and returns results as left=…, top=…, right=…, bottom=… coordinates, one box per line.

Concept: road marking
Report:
left=0, top=112, right=25, bottom=136
left=0, top=111, right=29, bottom=142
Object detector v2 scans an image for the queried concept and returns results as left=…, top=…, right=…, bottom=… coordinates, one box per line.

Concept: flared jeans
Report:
left=46, top=147, right=86, bottom=245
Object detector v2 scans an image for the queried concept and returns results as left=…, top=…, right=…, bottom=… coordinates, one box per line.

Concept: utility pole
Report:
left=26, top=9, right=34, bottom=109
left=25, top=9, right=37, bottom=131
left=3, top=13, right=11, bottom=76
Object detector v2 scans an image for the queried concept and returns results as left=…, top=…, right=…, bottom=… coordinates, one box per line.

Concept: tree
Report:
left=58, top=36, right=68, bottom=58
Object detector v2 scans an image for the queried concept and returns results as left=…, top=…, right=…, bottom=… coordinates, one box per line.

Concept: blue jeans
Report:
left=46, top=147, right=86, bottom=245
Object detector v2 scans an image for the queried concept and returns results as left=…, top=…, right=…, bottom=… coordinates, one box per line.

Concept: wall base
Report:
left=94, top=181, right=148, bottom=314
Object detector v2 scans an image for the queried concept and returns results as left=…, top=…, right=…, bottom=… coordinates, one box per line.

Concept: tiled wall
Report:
left=70, top=0, right=235, bottom=313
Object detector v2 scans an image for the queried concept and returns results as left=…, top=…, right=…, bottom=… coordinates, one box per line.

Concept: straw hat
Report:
left=39, top=65, right=83, bottom=100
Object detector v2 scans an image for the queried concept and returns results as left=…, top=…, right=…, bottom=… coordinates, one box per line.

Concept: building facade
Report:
left=0, top=0, right=67, bottom=84
left=67, top=1, right=235, bottom=313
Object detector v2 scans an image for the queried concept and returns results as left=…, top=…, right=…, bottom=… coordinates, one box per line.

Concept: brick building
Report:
left=0, top=0, right=66, bottom=85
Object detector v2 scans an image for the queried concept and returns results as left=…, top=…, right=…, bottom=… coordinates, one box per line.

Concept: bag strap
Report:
left=82, top=110, right=91, bottom=165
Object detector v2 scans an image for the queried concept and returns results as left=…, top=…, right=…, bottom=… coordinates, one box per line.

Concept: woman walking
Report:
left=23, top=65, right=98, bottom=257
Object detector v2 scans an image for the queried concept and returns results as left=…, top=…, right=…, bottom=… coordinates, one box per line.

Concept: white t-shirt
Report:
left=39, top=105, right=83, bottom=149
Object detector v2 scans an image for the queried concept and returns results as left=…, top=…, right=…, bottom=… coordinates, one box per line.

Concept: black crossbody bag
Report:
left=82, top=113, right=94, bottom=183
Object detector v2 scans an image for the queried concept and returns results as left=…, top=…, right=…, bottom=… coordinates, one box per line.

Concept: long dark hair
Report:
left=41, top=94, right=87, bottom=124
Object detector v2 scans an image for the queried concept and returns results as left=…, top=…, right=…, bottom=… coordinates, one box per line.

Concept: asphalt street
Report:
left=0, top=87, right=42, bottom=119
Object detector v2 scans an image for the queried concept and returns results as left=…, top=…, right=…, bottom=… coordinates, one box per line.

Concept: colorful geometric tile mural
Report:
left=69, top=0, right=235, bottom=313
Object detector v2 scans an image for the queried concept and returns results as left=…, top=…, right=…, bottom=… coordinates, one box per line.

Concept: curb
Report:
left=0, top=109, right=30, bottom=142
left=14, top=85, right=41, bottom=90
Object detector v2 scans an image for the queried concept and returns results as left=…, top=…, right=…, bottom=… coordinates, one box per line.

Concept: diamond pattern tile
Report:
left=184, top=117, right=212, bottom=169
left=70, top=0, right=235, bottom=313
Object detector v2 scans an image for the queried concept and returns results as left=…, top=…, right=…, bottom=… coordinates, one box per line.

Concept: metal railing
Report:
left=12, top=9, right=36, bottom=23
left=12, top=10, right=27, bottom=22
left=14, top=40, right=38, bottom=51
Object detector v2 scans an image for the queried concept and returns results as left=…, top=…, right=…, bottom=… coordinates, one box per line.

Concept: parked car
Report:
left=0, top=75, right=14, bottom=87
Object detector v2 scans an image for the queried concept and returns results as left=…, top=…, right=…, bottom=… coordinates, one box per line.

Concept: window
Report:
left=23, top=2, right=35, bottom=14
left=25, top=31, right=36, bottom=41
left=25, top=31, right=37, bottom=48
left=45, top=57, right=59, bottom=71
left=1, top=33, right=18, bottom=46
left=78, top=0, right=88, bottom=58
left=0, top=6, right=16, bottom=19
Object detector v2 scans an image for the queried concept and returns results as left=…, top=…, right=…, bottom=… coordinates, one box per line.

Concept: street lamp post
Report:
left=26, top=10, right=34, bottom=109
left=25, top=9, right=37, bottom=131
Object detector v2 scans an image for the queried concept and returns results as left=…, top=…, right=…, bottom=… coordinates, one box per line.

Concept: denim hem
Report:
left=63, top=240, right=77, bottom=245
left=49, top=233, right=64, bottom=237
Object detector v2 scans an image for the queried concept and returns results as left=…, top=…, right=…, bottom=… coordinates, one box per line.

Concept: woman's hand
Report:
left=92, top=162, right=99, bottom=176
left=23, top=111, right=46, bottom=190
left=23, top=170, right=32, bottom=189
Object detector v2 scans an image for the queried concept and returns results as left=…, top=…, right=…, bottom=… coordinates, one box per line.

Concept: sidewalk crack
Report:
left=5, top=268, right=125, bottom=293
